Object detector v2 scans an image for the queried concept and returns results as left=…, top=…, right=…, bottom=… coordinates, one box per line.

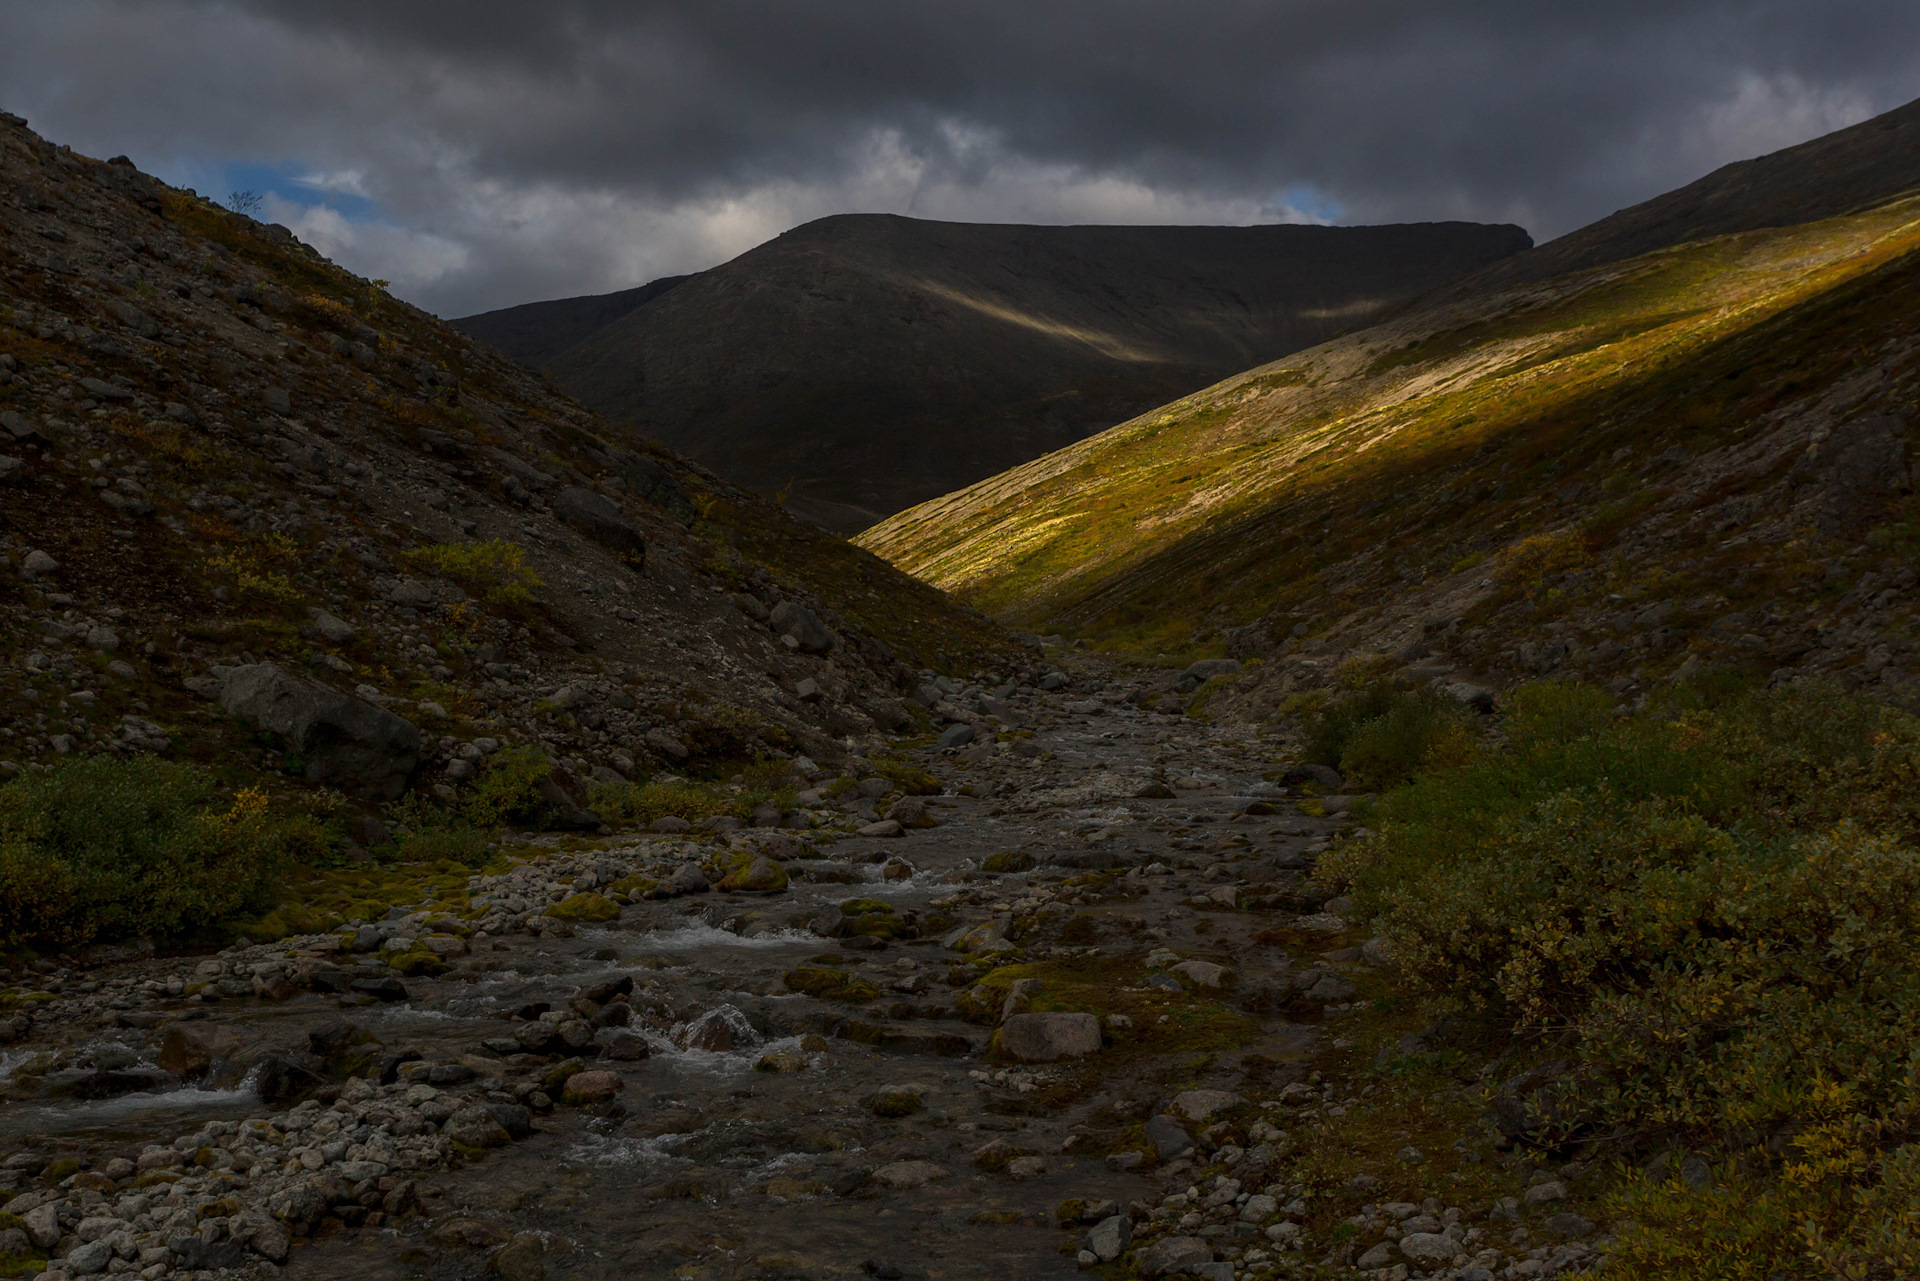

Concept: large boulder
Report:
left=218, top=664, right=420, bottom=799
left=769, top=600, right=835, bottom=654
left=991, top=1012, right=1102, bottom=1062
left=553, top=487, right=646, bottom=561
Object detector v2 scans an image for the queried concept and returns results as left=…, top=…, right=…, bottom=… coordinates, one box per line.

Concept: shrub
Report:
left=459, top=746, right=554, bottom=829
left=0, top=759, right=316, bottom=948
left=1303, top=681, right=1477, bottom=790
left=1332, top=677, right=1920, bottom=1276
left=404, top=540, right=541, bottom=606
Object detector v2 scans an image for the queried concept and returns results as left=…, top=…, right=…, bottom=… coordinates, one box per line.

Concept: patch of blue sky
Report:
left=1270, top=184, right=1344, bottom=224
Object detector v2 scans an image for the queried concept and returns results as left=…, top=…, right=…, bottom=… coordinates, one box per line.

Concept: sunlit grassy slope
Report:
left=858, top=193, right=1920, bottom=657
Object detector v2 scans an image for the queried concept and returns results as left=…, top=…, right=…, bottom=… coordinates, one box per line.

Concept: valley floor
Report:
left=1, top=664, right=1598, bottom=1281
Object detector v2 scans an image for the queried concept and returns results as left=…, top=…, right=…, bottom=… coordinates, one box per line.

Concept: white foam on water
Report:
left=5, top=1067, right=261, bottom=1130
left=631, top=922, right=816, bottom=952
left=644, top=1031, right=809, bottom=1079
left=566, top=1128, right=695, bottom=1170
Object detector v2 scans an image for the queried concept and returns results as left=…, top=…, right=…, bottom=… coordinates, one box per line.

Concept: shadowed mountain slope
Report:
left=860, top=103, right=1920, bottom=711
left=452, top=274, right=689, bottom=370
left=460, top=215, right=1530, bottom=531
left=0, top=111, right=1021, bottom=804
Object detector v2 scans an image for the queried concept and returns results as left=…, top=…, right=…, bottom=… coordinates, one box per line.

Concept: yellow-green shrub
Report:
left=404, top=540, right=541, bottom=606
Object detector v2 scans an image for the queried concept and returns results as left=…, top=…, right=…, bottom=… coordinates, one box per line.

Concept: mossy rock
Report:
left=782, top=966, right=881, bottom=1002
left=845, top=912, right=910, bottom=940
left=717, top=856, right=789, bottom=893
left=982, top=851, right=1035, bottom=873
left=385, top=950, right=450, bottom=978
left=838, top=898, right=893, bottom=916
left=39, top=1157, right=80, bottom=1183
left=607, top=873, right=658, bottom=899
left=0, top=1252, right=48, bottom=1280
left=545, top=892, right=621, bottom=923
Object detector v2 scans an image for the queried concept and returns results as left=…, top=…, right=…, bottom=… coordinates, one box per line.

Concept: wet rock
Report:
left=665, top=863, right=710, bottom=895
left=217, top=662, right=420, bottom=799
left=562, top=1069, right=625, bottom=1104
left=492, top=1232, right=551, bottom=1281
left=754, top=1049, right=809, bottom=1073
left=992, top=1012, right=1102, bottom=1062
left=676, top=1005, right=761, bottom=1052
left=858, top=819, right=905, bottom=838
left=1136, top=1235, right=1213, bottom=1277
left=1135, top=781, right=1177, bottom=798
left=870, top=1160, right=948, bottom=1190
left=980, top=850, right=1035, bottom=873
left=885, top=797, right=936, bottom=828
left=717, top=855, right=789, bottom=892
left=352, top=976, right=409, bottom=1002
left=445, top=1103, right=513, bottom=1148
left=429, top=1217, right=514, bottom=1249
left=869, top=1085, right=923, bottom=1117
left=256, top=1050, right=328, bottom=1109
left=1278, top=763, right=1343, bottom=790
left=880, top=856, right=915, bottom=881
left=156, top=1021, right=244, bottom=1077
left=603, top=1030, right=652, bottom=1061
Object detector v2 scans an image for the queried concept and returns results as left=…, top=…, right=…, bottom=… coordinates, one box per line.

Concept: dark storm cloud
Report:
left=4, top=1, right=1917, bottom=315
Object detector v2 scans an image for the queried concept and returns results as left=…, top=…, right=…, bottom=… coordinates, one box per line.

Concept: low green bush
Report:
left=1316, top=677, right=1920, bottom=1276
left=0, top=758, right=320, bottom=949
left=1302, top=680, right=1477, bottom=790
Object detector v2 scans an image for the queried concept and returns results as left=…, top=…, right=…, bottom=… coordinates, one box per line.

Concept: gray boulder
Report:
left=218, top=664, right=420, bottom=799
left=935, top=723, right=976, bottom=750
left=769, top=600, right=835, bottom=654
left=1085, top=1214, right=1132, bottom=1262
left=993, top=1012, right=1101, bottom=1062
left=1143, top=1113, right=1194, bottom=1160
left=1184, top=658, right=1242, bottom=681
left=1136, top=1236, right=1213, bottom=1278
left=553, top=487, right=646, bottom=560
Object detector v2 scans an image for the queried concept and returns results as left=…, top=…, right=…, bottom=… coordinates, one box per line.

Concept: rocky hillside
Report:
left=860, top=98, right=1920, bottom=712
left=0, top=110, right=1023, bottom=825
left=457, top=214, right=1530, bottom=531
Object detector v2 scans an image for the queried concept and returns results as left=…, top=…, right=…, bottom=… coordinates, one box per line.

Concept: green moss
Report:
left=544, top=892, right=620, bottom=922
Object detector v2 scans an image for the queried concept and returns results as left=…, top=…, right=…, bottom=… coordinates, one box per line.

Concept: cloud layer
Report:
left=3, top=1, right=1916, bottom=316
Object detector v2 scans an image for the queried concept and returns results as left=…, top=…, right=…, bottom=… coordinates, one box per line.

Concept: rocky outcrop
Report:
left=552, top=486, right=647, bottom=560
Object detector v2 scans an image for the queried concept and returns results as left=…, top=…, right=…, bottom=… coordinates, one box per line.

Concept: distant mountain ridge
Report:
left=453, top=215, right=1531, bottom=530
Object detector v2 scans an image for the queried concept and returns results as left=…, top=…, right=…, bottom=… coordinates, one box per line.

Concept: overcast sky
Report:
left=3, top=1, right=1916, bottom=317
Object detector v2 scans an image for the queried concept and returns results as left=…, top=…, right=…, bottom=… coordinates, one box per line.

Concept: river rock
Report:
left=718, top=856, right=789, bottom=892
left=561, top=1070, right=624, bottom=1104
left=1167, top=1089, right=1244, bottom=1123
left=992, top=1012, right=1101, bottom=1062
left=1143, top=1114, right=1194, bottom=1160
left=1136, top=1235, right=1213, bottom=1277
left=870, top=1160, right=947, bottom=1190
left=217, top=663, right=420, bottom=798
left=1086, top=1214, right=1133, bottom=1262
left=156, top=1022, right=244, bottom=1077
